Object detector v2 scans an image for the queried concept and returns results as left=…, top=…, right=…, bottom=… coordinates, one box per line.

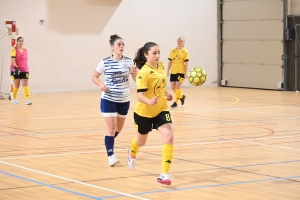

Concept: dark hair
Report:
left=109, top=34, right=122, bottom=45
left=17, top=37, right=23, bottom=42
left=15, top=37, right=23, bottom=47
left=133, top=42, right=158, bottom=69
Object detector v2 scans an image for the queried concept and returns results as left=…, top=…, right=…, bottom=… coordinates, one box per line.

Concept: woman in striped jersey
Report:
left=92, top=34, right=136, bottom=166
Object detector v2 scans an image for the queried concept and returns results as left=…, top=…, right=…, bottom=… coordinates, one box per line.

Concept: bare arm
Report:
left=167, top=60, right=172, bottom=76
left=131, top=73, right=136, bottom=82
left=184, top=61, right=189, bottom=78
left=137, top=92, right=157, bottom=105
left=92, top=70, right=107, bottom=91
left=11, top=58, right=17, bottom=68
left=130, top=66, right=137, bottom=82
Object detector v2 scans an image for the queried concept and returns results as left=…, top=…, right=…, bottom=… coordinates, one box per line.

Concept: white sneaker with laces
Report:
left=25, top=100, right=32, bottom=105
left=11, top=99, right=18, bottom=104
left=127, top=148, right=136, bottom=170
left=157, top=173, right=173, bottom=185
left=108, top=154, right=120, bottom=166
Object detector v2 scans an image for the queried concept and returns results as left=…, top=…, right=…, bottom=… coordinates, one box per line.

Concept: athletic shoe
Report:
left=127, top=148, right=136, bottom=170
left=180, top=95, right=186, bottom=105
left=11, top=99, right=18, bottom=104
left=8, top=94, right=12, bottom=100
left=170, top=102, right=177, bottom=108
left=108, top=154, right=120, bottom=166
left=157, top=173, right=173, bottom=185
left=25, top=100, right=32, bottom=105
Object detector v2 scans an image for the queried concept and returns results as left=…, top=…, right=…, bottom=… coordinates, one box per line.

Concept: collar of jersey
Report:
left=111, top=55, right=123, bottom=61
left=145, top=63, right=159, bottom=69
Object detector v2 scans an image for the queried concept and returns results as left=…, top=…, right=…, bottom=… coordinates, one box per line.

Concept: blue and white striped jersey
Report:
left=96, top=55, right=134, bottom=102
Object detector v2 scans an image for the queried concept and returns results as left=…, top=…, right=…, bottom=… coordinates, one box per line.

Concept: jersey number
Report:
left=165, top=114, right=171, bottom=121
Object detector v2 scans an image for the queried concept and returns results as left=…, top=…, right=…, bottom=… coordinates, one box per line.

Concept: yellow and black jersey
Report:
left=134, top=62, right=169, bottom=118
left=168, top=47, right=189, bottom=74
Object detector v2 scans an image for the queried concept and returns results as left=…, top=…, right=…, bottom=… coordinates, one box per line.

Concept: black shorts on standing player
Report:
left=11, top=72, right=29, bottom=80
left=170, top=73, right=184, bottom=82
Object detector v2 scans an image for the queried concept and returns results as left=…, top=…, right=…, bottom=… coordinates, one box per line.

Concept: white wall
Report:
left=0, top=0, right=218, bottom=93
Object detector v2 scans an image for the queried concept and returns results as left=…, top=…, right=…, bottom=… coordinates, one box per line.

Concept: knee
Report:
left=164, top=133, right=174, bottom=144
left=106, top=127, right=116, bottom=136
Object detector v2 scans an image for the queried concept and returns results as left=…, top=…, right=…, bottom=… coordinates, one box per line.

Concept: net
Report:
left=0, top=22, right=11, bottom=99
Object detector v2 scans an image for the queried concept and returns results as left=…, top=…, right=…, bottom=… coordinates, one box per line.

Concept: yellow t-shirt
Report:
left=134, top=62, right=169, bottom=118
left=168, top=47, right=189, bottom=74
left=11, top=47, right=16, bottom=58
left=11, top=47, right=24, bottom=58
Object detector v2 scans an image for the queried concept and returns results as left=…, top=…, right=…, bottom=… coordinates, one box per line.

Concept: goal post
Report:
left=0, top=21, right=16, bottom=99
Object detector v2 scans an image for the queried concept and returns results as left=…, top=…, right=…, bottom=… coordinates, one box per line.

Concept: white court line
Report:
left=226, top=139, right=300, bottom=151
left=234, top=109, right=300, bottom=118
left=0, top=115, right=100, bottom=122
left=275, top=106, right=300, bottom=110
left=0, top=160, right=148, bottom=200
left=1, top=134, right=300, bottom=161
left=0, top=105, right=293, bottom=122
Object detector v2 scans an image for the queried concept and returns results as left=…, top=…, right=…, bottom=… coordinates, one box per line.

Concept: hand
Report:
left=13, top=67, right=20, bottom=75
left=184, top=74, right=188, bottom=78
left=131, top=67, right=137, bottom=74
left=167, top=71, right=170, bottom=77
left=100, top=85, right=108, bottom=92
left=149, top=97, right=158, bottom=105
left=166, top=94, right=172, bottom=101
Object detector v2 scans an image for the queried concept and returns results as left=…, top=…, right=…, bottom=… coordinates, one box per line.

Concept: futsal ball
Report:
left=188, top=67, right=207, bottom=86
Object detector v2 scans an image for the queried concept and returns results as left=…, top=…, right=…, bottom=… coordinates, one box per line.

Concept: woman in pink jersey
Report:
left=10, top=37, right=32, bottom=105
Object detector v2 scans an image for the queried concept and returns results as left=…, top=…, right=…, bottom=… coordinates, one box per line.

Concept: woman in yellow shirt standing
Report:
left=167, top=37, right=189, bottom=108
left=127, top=42, right=175, bottom=185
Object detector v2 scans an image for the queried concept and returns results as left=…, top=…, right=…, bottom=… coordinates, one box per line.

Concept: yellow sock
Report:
left=130, top=138, right=140, bottom=158
left=175, top=89, right=180, bottom=103
left=13, top=87, right=18, bottom=99
left=23, top=86, right=30, bottom=100
left=162, top=144, right=174, bottom=173
left=178, top=89, right=183, bottom=99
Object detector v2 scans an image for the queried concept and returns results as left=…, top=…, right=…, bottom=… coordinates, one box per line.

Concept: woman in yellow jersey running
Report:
left=127, top=42, right=175, bottom=185
left=167, top=37, right=189, bottom=108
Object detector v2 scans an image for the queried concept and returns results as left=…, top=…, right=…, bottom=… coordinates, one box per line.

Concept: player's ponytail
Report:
left=134, top=42, right=158, bottom=69
left=134, top=46, right=146, bottom=69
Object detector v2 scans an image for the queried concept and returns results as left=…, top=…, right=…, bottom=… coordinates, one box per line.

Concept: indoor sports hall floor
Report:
left=0, top=87, right=299, bottom=200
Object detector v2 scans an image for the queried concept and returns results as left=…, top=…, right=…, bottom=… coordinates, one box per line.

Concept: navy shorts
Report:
left=100, top=98, right=130, bottom=118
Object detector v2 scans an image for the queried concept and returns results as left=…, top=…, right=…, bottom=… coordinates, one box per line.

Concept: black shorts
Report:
left=11, top=72, right=29, bottom=80
left=170, top=73, right=185, bottom=82
left=134, top=111, right=172, bottom=135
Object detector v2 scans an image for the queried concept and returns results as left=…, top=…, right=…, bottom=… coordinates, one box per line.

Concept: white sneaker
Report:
left=157, top=173, right=173, bottom=185
left=11, top=99, right=18, bottom=104
left=25, top=100, right=32, bottom=105
left=108, top=154, right=120, bottom=166
left=127, top=148, right=136, bottom=170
